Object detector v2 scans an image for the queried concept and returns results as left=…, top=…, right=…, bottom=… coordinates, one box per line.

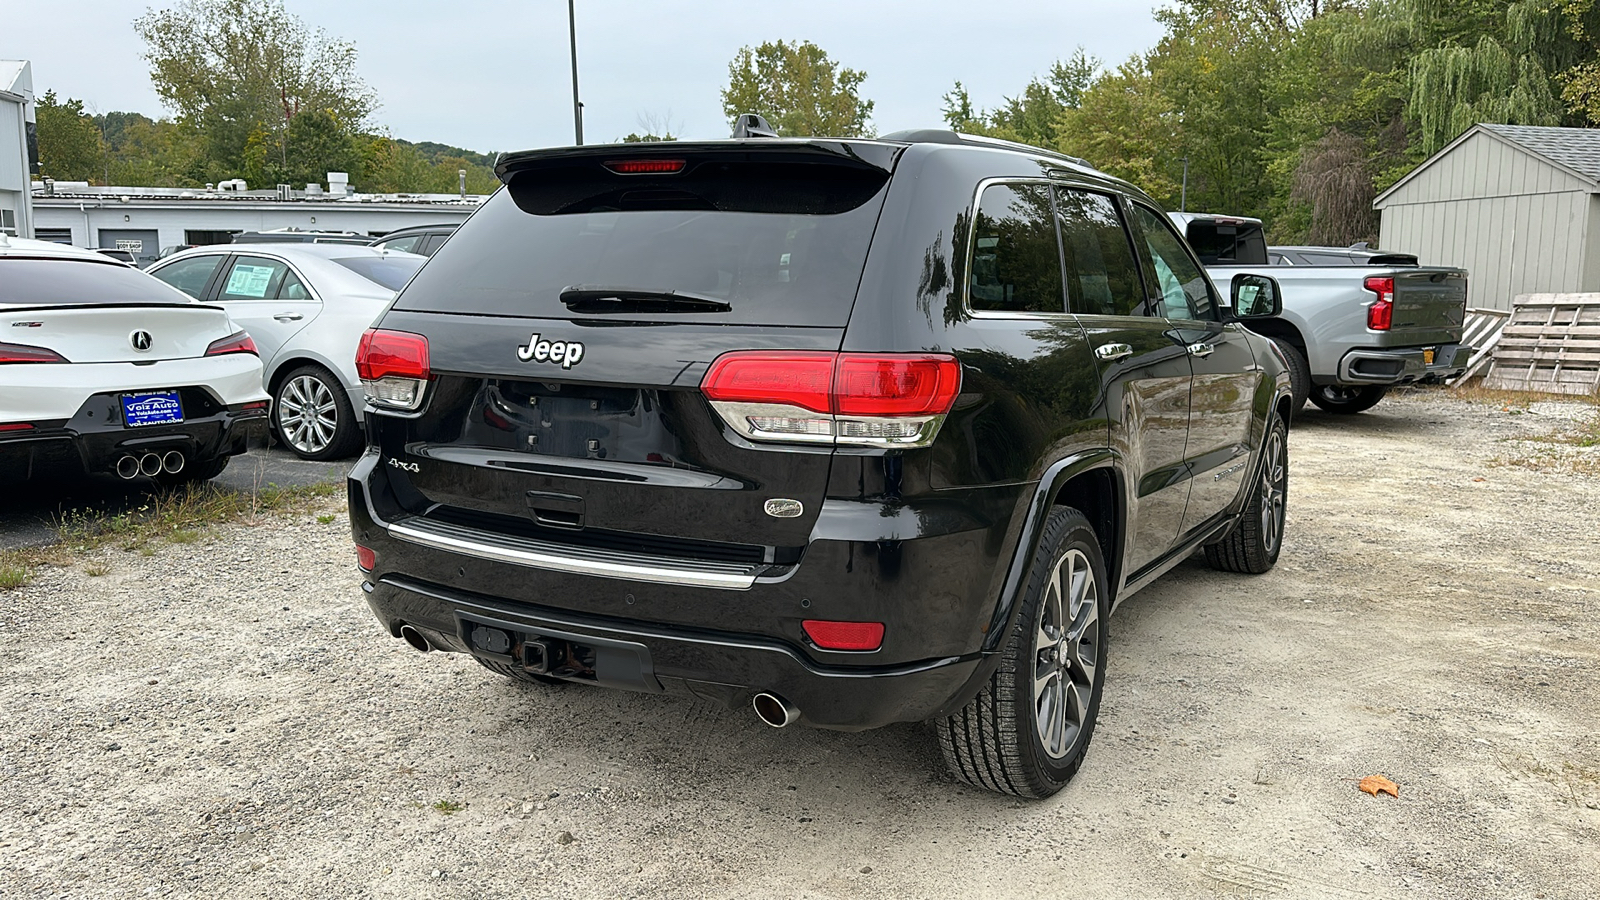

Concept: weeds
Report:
left=431, top=799, right=465, bottom=815
left=0, top=566, right=28, bottom=591
left=0, top=480, right=341, bottom=593
left=316, top=513, right=337, bottom=525
left=84, top=564, right=109, bottom=577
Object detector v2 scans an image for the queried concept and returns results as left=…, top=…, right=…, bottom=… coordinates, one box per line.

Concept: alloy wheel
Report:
left=278, top=374, right=339, bottom=455
left=1260, top=428, right=1287, bottom=555
left=1033, top=547, right=1100, bottom=760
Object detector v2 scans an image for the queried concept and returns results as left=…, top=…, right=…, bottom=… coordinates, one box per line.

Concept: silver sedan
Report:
left=147, top=244, right=425, bottom=459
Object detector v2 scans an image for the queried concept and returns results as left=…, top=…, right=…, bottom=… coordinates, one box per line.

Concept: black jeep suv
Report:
left=348, top=130, right=1292, bottom=798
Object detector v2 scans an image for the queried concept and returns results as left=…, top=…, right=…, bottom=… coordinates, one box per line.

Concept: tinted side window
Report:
left=1131, top=205, right=1216, bottom=320
left=218, top=256, right=289, bottom=301
left=969, top=184, right=1064, bottom=314
left=150, top=255, right=224, bottom=299
left=1055, top=188, right=1144, bottom=316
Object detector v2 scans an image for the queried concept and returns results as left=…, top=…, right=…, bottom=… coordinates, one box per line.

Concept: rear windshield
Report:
left=394, top=173, right=889, bottom=327
left=331, top=256, right=424, bottom=291
left=0, top=258, right=191, bottom=306
left=1183, top=221, right=1268, bottom=265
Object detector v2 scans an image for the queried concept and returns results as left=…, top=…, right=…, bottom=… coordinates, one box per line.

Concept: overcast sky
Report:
left=1, top=0, right=1167, bottom=154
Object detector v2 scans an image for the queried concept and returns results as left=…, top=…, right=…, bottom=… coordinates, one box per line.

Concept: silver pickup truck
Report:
left=1171, top=213, right=1469, bottom=414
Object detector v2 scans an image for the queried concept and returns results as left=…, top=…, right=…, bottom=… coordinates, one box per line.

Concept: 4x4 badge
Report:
left=517, top=333, right=585, bottom=369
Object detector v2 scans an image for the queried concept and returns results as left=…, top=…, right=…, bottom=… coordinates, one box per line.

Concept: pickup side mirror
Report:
left=1231, top=273, right=1282, bottom=319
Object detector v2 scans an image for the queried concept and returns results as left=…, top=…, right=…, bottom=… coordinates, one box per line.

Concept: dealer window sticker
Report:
left=224, top=264, right=278, bottom=298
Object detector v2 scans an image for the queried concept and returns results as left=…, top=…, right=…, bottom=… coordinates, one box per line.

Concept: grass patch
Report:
left=1438, top=379, right=1600, bottom=409
left=0, top=479, right=341, bottom=594
left=316, top=513, right=337, bottom=525
left=84, top=564, right=109, bottom=577
left=431, top=799, right=465, bottom=815
left=0, top=566, right=28, bottom=591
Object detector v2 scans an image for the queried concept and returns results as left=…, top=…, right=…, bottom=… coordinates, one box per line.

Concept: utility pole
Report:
left=568, top=0, right=583, bottom=145
left=1180, top=157, right=1189, bottom=212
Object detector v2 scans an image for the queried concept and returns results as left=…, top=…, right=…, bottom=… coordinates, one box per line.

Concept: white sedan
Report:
left=0, top=236, right=270, bottom=484
left=147, top=244, right=425, bottom=460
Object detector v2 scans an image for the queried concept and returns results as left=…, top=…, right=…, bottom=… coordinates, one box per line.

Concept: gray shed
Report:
left=1374, top=123, right=1600, bottom=311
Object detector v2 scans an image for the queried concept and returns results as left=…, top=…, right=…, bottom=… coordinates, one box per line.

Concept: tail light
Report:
left=205, top=331, right=258, bottom=356
left=604, top=159, right=686, bottom=175
left=0, top=341, right=68, bottom=364
left=356, top=328, right=430, bottom=411
left=1364, top=276, right=1394, bottom=331
left=701, top=351, right=962, bottom=448
left=803, top=620, right=885, bottom=651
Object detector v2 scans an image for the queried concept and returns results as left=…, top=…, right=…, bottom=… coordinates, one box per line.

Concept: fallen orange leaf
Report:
left=1359, top=775, right=1399, bottom=798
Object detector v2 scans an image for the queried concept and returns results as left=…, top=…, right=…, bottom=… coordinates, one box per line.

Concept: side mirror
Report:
left=1231, top=273, right=1282, bottom=319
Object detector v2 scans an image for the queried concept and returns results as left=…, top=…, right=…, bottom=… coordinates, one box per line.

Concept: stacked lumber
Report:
left=1450, top=308, right=1511, bottom=384
left=1482, top=293, right=1600, bottom=395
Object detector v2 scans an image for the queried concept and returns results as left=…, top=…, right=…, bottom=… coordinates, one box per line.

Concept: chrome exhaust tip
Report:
left=399, top=624, right=433, bottom=653
left=138, top=452, right=163, bottom=478
left=752, top=692, right=800, bottom=728
left=161, top=450, right=185, bottom=474
left=115, top=455, right=140, bottom=479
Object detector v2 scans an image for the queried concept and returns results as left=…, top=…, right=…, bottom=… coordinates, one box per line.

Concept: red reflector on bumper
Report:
left=0, top=422, right=35, bottom=432
left=802, top=620, right=885, bottom=651
left=356, top=545, right=376, bottom=571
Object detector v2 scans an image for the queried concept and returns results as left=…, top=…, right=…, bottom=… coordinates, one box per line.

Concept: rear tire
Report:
left=1271, top=339, right=1310, bottom=416
left=937, top=507, right=1109, bottom=798
left=273, top=364, right=361, bottom=460
left=1308, top=384, right=1386, bottom=414
left=475, top=657, right=568, bottom=687
left=1205, top=414, right=1287, bottom=574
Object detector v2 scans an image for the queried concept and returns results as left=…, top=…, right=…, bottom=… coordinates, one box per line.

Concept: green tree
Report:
left=988, top=49, right=1100, bottom=146
left=134, top=0, right=376, bottom=181
left=720, top=40, right=874, bottom=137
left=34, top=91, right=105, bottom=182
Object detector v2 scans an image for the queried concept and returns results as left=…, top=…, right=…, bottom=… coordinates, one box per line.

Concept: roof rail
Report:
left=878, top=128, right=1097, bottom=171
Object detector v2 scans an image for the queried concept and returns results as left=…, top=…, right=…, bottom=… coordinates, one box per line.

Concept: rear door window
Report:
left=968, top=183, right=1064, bottom=315
left=218, top=256, right=289, bottom=301
left=149, top=254, right=225, bottom=299
left=1130, top=205, right=1218, bottom=321
left=1054, top=187, right=1144, bottom=316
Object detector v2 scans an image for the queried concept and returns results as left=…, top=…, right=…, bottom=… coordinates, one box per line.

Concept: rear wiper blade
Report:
left=559, top=286, right=732, bottom=313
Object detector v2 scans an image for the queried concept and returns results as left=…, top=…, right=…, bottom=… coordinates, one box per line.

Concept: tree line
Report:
left=33, top=0, right=1600, bottom=244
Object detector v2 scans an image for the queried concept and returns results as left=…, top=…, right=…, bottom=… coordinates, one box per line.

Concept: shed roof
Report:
left=1374, top=123, right=1600, bottom=207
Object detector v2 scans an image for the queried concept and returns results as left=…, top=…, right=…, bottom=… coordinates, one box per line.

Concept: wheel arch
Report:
left=1241, top=316, right=1307, bottom=358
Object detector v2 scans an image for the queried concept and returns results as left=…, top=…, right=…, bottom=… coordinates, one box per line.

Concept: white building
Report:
left=0, top=60, right=36, bottom=238
left=32, top=177, right=486, bottom=264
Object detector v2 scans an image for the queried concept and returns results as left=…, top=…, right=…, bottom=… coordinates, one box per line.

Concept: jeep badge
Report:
left=517, top=333, right=585, bottom=369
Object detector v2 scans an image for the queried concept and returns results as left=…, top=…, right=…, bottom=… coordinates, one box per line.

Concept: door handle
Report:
left=1095, top=342, right=1133, bottom=362
left=1186, top=342, right=1216, bottom=358
left=273, top=312, right=304, bottom=322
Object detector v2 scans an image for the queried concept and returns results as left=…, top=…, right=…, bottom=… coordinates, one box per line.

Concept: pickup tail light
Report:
left=356, top=328, right=430, bottom=411
left=205, top=331, right=258, bottom=357
left=0, top=341, right=68, bottom=364
left=1364, top=276, right=1394, bottom=331
left=701, top=351, right=962, bottom=448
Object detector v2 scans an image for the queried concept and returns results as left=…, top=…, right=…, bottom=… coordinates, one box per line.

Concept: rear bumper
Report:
left=0, top=391, right=268, bottom=480
left=1335, top=343, right=1468, bottom=385
left=361, top=575, right=983, bottom=731
left=348, top=451, right=1022, bottom=730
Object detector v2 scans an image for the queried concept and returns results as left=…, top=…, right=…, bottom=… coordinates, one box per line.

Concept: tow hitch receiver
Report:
left=458, top=612, right=662, bottom=693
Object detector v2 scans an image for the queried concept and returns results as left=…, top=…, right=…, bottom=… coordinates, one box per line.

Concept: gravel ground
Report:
left=2, top=390, right=1597, bottom=899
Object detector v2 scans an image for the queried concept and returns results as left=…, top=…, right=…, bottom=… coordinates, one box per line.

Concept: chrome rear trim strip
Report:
left=387, top=519, right=759, bottom=591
